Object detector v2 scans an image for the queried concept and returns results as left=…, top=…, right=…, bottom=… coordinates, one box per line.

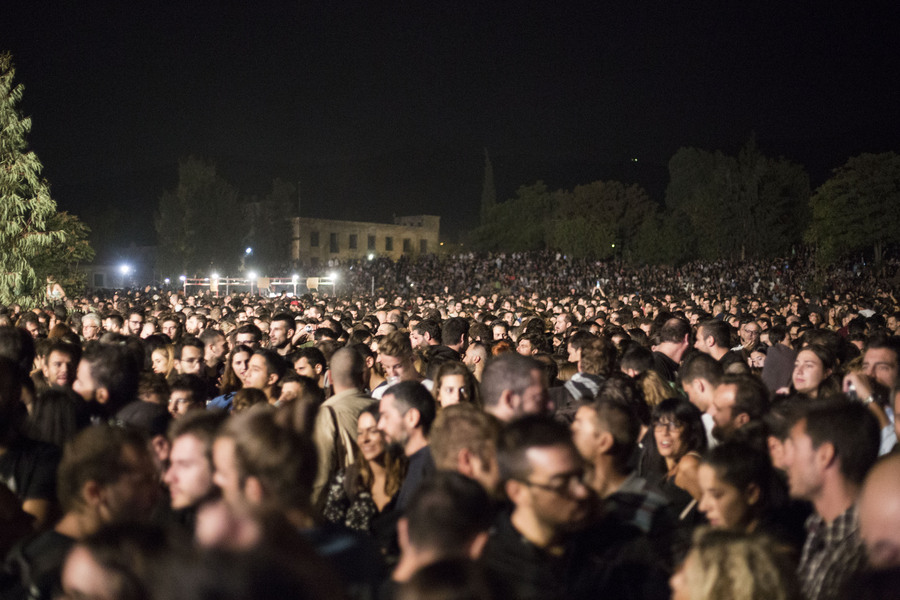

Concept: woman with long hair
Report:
left=651, top=397, right=708, bottom=521
left=788, top=344, right=840, bottom=399
left=219, top=344, right=254, bottom=396
left=321, top=403, right=407, bottom=533
left=433, top=361, right=481, bottom=409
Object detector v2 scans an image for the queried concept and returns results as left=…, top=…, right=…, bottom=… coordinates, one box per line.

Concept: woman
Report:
left=322, top=403, right=407, bottom=533
left=698, top=442, right=774, bottom=532
left=670, top=528, right=798, bottom=600
left=651, top=397, right=707, bottom=520
left=433, top=361, right=481, bottom=409
left=150, top=344, right=175, bottom=379
left=219, top=344, right=254, bottom=396
left=788, top=344, right=839, bottom=399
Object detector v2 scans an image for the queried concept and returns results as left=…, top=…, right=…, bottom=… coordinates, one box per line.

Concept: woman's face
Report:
left=151, top=349, right=169, bottom=374
left=653, top=415, right=685, bottom=460
left=793, top=349, right=828, bottom=395
left=438, top=374, right=467, bottom=408
left=357, top=412, right=385, bottom=462
left=697, top=464, right=754, bottom=530
left=231, top=351, right=251, bottom=383
left=749, top=350, right=766, bottom=369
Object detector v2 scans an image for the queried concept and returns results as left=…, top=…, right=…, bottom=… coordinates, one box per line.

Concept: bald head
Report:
left=860, top=454, right=900, bottom=569
left=329, top=347, right=364, bottom=391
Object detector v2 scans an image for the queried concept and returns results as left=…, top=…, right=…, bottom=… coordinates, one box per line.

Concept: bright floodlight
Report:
left=119, top=264, right=131, bottom=275
left=329, top=271, right=338, bottom=281
left=367, top=253, right=374, bottom=261
left=248, top=271, right=257, bottom=281
left=179, top=275, right=186, bottom=282
left=245, top=247, right=252, bottom=255
left=164, top=278, right=170, bottom=285
left=211, top=272, right=219, bottom=280
left=292, top=274, right=299, bottom=282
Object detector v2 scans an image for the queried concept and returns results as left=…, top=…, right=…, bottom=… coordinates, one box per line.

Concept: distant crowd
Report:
left=1, top=251, right=900, bottom=600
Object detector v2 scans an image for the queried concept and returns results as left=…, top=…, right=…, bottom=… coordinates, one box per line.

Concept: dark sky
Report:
left=4, top=2, right=898, bottom=249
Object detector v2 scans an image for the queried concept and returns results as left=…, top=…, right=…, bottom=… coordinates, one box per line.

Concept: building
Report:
left=291, top=215, right=440, bottom=266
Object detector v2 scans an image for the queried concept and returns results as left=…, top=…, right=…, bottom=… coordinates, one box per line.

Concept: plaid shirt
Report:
left=798, top=505, right=867, bottom=600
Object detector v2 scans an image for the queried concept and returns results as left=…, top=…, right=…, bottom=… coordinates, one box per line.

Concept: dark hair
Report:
left=592, top=398, right=640, bottom=472
left=292, top=347, right=327, bottom=373
left=414, top=319, right=442, bottom=344
left=702, top=442, right=775, bottom=520
left=620, top=343, right=654, bottom=374
left=27, top=387, right=89, bottom=446
left=497, top=415, right=574, bottom=483
left=805, top=400, right=880, bottom=486
left=174, top=336, right=205, bottom=360
left=651, top=398, right=708, bottom=459
left=405, top=471, right=493, bottom=552
left=384, top=381, right=437, bottom=435
left=719, top=373, right=770, bottom=421
left=168, top=374, right=208, bottom=405
left=658, top=317, right=691, bottom=345
left=81, top=342, right=140, bottom=414
left=698, top=320, right=732, bottom=349
left=680, top=352, right=724, bottom=387
left=599, top=373, right=650, bottom=426
left=252, top=349, right=288, bottom=384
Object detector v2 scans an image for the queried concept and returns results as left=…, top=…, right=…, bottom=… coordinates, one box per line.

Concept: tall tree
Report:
left=480, top=148, right=497, bottom=225
left=245, top=178, right=295, bottom=273
left=155, top=156, right=245, bottom=277
left=30, top=212, right=95, bottom=297
left=807, top=152, right=900, bottom=267
left=0, top=53, right=67, bottom=307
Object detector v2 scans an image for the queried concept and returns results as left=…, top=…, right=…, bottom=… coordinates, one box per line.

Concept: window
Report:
left=385, top=236, right=393, bottom=251
left=310, top=231, right=319, bottom=247
left=368, top=235, right=376, bottom=250
left=420, top=239, right=428, bottom=253
left=330, top=232, right=338, bottom=253
left=349, top=234, right=358, bottom=250
left=403, top=238, right=412, bottom=252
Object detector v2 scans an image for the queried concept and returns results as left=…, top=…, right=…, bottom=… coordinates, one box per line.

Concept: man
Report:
left=184, top=312, right=206, bottom=336
left=481, top=353, right=550, bottom=423
left=429, top=403, right=501, bottom=495
left=378, top=381, right=436, bottom=512
left=706, top=373, right=769, bottom=444
left=733, top=318, right=761, bottom=358
left=232, top=323, right=263, bottom=350
left=783, top=401, right=880, bottom=600
left=694, top=319, right=743, bottom=370
left=167, top=374, right=208, bottom=418
left=125, top=310, right=144, bottom=337
left=73, top=343, right=140, bottom=418
left=570, top=397, right=674, bottom=563
left=679, top=352, right=723, bottom=448
left=1, top=426, right=159, bottom=600
left=311, top=348, right=373, bottom=503
left=761, top=324, right=797, bottom=393
left=39, top=339, right=80, bottom=390
left=81, top=313, right=102, bottom=342
left=651, top=317, right=691, bottom=383
left=858, top=453, right=900, bottom=569
left=373, top=331, right=423, bottom=399
left=557, top=336, right=616, bottom=422
left=163, top=410, right=227, bottom=529
left=409, top=319, right=441, bottom=351
left=843, top=335, right=900, bottom=453
left=200, top=328, right=228, bottom=379
left=293, top=347, right=327, bottom=389
left=463, top=341, right=488, bottom=382
left=267, top=312, right=295, bottom=357
left=516, top=333, right=544, bottom=357
left=481, top=415, right=666, bottom=600
left=392, top=472, right=494, bottom=583
left=102, top=312, right=124, bottom=335
left=491, top=321, right=510, bottom=342
left=441, top=317, right=469, bottom=358
left=174, top=336, right=206, bottom=376
left=243, top=349, right=287, bottom=404
left=160, top=314, right=182, bottom=342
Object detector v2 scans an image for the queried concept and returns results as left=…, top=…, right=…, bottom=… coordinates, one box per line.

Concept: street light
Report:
left=248, top=271, right=257, bottom=296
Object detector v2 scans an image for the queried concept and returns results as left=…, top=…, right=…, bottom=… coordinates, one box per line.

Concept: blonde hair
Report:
left=636, top=369, right=674, bottom=408
left=684, top=528, right=798, bottom=600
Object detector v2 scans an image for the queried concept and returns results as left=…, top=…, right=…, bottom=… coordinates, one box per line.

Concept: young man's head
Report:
left=429, top=403, right=501, bottom=495
left=378, top=381, right=436, bottom=455
left=377, top=331, right=419, bottom=383
left=168, top=374, right=208, bottom=418
left=73, top=343, right=140, bottom=415
left=481, top=354, right=549, bottom=423
left=164, top=410, right=228, bottom=510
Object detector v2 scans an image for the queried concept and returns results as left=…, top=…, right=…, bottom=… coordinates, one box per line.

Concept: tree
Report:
left=470, top=182, right=553, bottom=252
left=155, top=156, right=246, bottom=277
left=807, top=152, right=900, bottom=267
left=245, top=178, right=296, bottom=273
left=0, top=53, right=67, bottom=307
left=30, top=212, right=95, bottom=296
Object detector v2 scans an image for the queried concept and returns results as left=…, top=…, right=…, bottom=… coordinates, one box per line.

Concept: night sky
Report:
left=4, top=2, right=898, bottom=251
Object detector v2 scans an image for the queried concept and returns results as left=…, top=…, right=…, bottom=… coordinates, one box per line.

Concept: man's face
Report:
left=740, top=322, right=760, bottom=347
left=294, top=357, right=319, bottom=380
left=863, top=347, right=899, bottom=390
left=268, top=320, right=292, bottom=348
left=212, top=437, right=248, bottom=510
left=207, top=336, right=228, bottom=363
left=782, top=418, right=824, bottom=502
left=409, top=330, right=427, bottom=351
left=161, top=320, right=179, bottom=340
left=168, top=390, right=196, bottom=418
left=127, top=315, right=143, bottom=336
left=517, top=339, right=535, bottom=356
left=234, top=333, right=259, bottom=349
left=165, top=434, right=214, bottom=509
left=42, top=350, right=76, bottom=388
left=567, top=343, right=581, bottom=365
left=708, top=383, right=738, bottom=441
left=492, top=325, right=507, bottom=341
left=244, top=354, right=273, bottom=390
left=73, top=360, right=98, bottom=403
left=511, top=369, right=550, bottom=417
left=82, top=321, right=101, bottom=341
left=570, top=405, right=601, bottom=462
left=178, top=346, right=204, bottom=375
left=693, top=327, right=712, bottom=355
left=470, top=441, right=501, bottom=496
left=377, top=393, right=409, bottom=449
left=380, top=353, right=416, bottom=382
left=514, top=445, right=590, bottom=530
left=185, top=315, right=201, bottom=335
left=25, top=321, right=40, bottom=338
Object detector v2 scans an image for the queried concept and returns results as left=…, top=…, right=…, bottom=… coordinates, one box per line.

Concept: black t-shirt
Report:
left=0, top=438, right=61, bottom=502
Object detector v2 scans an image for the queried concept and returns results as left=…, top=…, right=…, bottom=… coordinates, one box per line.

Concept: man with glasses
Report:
left=481, top=415, right=667, bottom=600
left=125, top=310, right=144, bottom=337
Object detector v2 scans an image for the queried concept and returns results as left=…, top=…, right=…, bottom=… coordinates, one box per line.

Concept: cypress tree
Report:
left=0, top=52, right=65, bottom=307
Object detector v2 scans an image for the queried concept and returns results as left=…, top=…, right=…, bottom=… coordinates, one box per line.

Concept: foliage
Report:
left=155, top=156, right=246, bottom=277
left=245, top=178, right=296, bottom=273
left=807, top=152, right=900, bottom=266
left=0, top=53, right=68, bottom=307
left=665, top=137, right=809, bottom=260
left=470, top=182, right=553, bottom=252
left=30, top=211, right=95, bottom=296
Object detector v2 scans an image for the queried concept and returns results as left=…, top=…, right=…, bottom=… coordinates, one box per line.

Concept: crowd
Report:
left=0, top=251, right=899, bottom=600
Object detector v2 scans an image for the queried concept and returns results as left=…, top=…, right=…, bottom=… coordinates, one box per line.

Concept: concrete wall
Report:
left=291, top=215, right=440, bottom=265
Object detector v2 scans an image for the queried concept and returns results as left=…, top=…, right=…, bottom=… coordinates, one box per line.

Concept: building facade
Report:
left=291, top=215, right=440, bottom=266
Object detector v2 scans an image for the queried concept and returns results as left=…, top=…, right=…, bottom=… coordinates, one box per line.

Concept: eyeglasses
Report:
left=516, top=469, right=586, bottom=496
left=653, top=420, right=684, bottom=433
